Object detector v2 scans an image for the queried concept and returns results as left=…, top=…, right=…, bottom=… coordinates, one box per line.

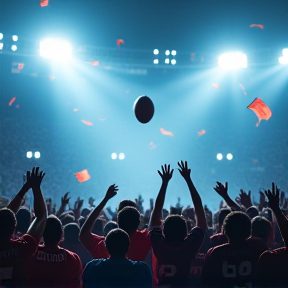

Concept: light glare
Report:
left=0, top=43, right=3, bottom=50
left=171, top=50, right=176, bottom=56
left=26, top=151, right=33, bottom=159
left=153, top=49, right=159, bottom=55
left=218, top=52, right=247, bottom=70
left=111, top=153, right=117, bottom=160
left=0, top=33, right=3, bottom=40
left=34, top=151, right=41, bottom=159
left=12, top=35, right=18, bottom=41
left=119, top=153, right=125, bottom=160
left=226, top=153, right=233, bottom=160
left=39, top=39, right=72, bottom=60
left=153, top=59, right=159, bottom=64
left=165, top=58, right=170, bottom=64
left=216, top=153, right=223, bottom=160
left=11, top=45, right=17, bottom=51
left=165, top=50, right=170, bottom=56
left=171, top=59, right=176, bottom=65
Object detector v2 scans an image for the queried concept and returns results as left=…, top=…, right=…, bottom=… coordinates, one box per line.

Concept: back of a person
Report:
left=83, top=258, right=151, bottom=288
left=202, top=241, right=264, bottom=288
left=28, top=245, right=82, bottom=288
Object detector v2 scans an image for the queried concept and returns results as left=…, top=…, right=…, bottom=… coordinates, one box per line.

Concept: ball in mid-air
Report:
left=133, top=95, right=154, bottom=124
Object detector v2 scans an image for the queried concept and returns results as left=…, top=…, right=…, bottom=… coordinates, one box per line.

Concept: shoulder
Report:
left=205, top=243, right=229, bottom=258
left=136, top=229, right=150, bottom=236
left=260, top=247, right=288, bottom=260
left=15, top=234, right=37, bottom=245
left=148, top=227, right=163, bottom=242
left=186, top=226, right=205, bottom=242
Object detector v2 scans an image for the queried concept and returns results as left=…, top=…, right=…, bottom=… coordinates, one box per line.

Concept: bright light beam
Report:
left=218, top=52, right=247, bottom=70
left=39, top=39, right=72, bottom=60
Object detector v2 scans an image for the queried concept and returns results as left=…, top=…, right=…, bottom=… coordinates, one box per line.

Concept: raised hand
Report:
left=259, top=191, right=268, bottom=211
left=88, top=196, right=95, bottom=208
left=265, top=182, right=280, bottom=211
left=61, top=192, right=70, bottom=206
left=74, top=197, right=84, bottom=211
left=177, top=161, right=191, bottom=181
left=26, top=167, right=45, bottom=190
left=158, top=164, right=174, bottom=183
left=104, top=184, right=118, bottom=200
left=236, top=189, right=252, bottom=209
left=214, top=182, right=228, bottom=198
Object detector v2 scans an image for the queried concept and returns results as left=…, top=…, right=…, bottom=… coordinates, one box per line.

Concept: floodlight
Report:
left=39, top=39, right=72, bottom=60
left=12, top=35, right=18, bottom=41
left=218, top=52, right=247, bottom=70
left=26, top=151, right=33, bottom=159
left=34, top=151, right=41, bottom=159
left=11, top=45, right=17, bottom=51
left=165, top=50, right=170, bottom=56
left=283, top=48, right=288, bottom=58
left=153, top=59, right=159, bottom=64
left=153, top=49, right=159, bottom=55
left=216, top=153, right=223, bottom=160
left=111, top=153, right=117, bottom=160
left=226, top=153, right=233, bottom=160
left=0, top=33, right=3, bottom=40
left=119, top=153, right=125, bottom=160
left=171, top=59, right=176, bottom=65
left=0, top=43, right=3, bottom=50
left=165, top=58, right=170, bottom=64
left=279, top=48, right=288, bottom=65
left=171, top=50, right=176, bottom=56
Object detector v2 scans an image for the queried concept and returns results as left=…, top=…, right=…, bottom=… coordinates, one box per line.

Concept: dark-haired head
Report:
left=117, top=207, right=140, bottom=234
left=251, top=216, right=274, bottom=246
left=104, top=221, right=118, bottom=236
left=105, top=228, right=130, bottom=257
left=0, top=208, right=17, bottom=240
left=117, top=200, right=138, bottom=213
left=223, top=211, right=251, bottom=243
left=247, top=206, right=259, bottom=219
left=16, top=207, right=31, bottom=235
left=63, top=223, right=80, bottom=244
left=43, top=215, right=63, bottom=246
left=218, top=208, right=231, bottom=233
left=164, top=215, right=187, bottom=242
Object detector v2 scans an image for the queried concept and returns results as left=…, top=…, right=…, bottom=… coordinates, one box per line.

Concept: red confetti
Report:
left=81, top=120, right=94, bottom=126
left=98, top=117, right=106, bottom=121
left=9, top=97, right=16, bottom=106
left=250, top=24, right=264, bottom=29
left=197, top=130, right=206, bottom=136
left=40, top=0, right=49, bottom=7
left=212, top=83, right=220, bottom=90
left=91, top=61, right=99, bottom=66
left=160, top=128, right=174, bottom=137
left=149, top=142, right=157, bottom=149
left=117, top=39, right=124, bottom=46
left=247, top=98, right=272, bottom=126
left=75, top=169, right=91, bottom=183
left=74, top=108, right=79, bottom=112
left=18, top=63, right=25, bottom=70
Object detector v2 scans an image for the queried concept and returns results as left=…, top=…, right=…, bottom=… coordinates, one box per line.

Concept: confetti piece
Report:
left=81, top=120, right=94, bottom=126
left=75, top=169, right=91, bottom=183
left=239, top=83, right=247, bottom=96
left=74, top=108, right=79, bottom=112
left=16, top=104, right=20, bottom=108
left=247, top=98, right=272, bottom=126
left=117, top=39, right=124, bottom=46
left=250, top=24, right=264, bottom=29
left=197, top=130, right=206, bottom=136
left=9, top=97, right=16, bottom=106
left=212, top=83, right=220, bottom=90
left=98, top=117, right=106, bottom=121
left=40, top=0, right=49, bottom=7
left=160, top=128, right=174, bottom=137
left=18, top=63, right=25, bottom=70
left=149, top=142, right=157, bottom=149
left=91, top=61, right=99, bottom=66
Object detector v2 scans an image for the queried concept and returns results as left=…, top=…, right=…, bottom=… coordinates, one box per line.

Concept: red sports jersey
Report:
left=149, top=226, right=204, bottom=287
left=202, top=240, right=267, bottom=288
left=0, top=234, right=37, bottom=287
left=258, top=247, right=288, bottom=287
left=86, top=230, right=151, bottom=261
left=28, top=245, right=82, bottom=288
left=209, top=233, right=228, bottom=249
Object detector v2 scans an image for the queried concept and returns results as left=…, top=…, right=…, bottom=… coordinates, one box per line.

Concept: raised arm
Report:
left=213, top=181, right=241, bottom=211
left=265, top=182, right=288, bottom=246
left=79, top=184, right=118, bottom=247
left=149, top=164, right=173, bottom=228
left=26, top=167, right=47, bottom=244
left=178, top=161, right=207, bottom=231
left=7, top=170, right=31, bottom=214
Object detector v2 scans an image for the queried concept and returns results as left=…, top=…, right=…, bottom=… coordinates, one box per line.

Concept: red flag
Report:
left=198, top=130, right=206, bottom=136
left=40, top=0, right=49, bottom=7
left=75, top=169, right=91, bottom=182
left=9, top=97, right=16, bottom=106
left=250, top=24, right=264, bottom=29
left=81, top=120, right=94, bottom=126
left=160, top=128, right=174, bottom=137
left=247, top=98, right=272, bottom=126
left=116, top=39, right=124, bottom=46
left=212, top=83, right=220, bottom=90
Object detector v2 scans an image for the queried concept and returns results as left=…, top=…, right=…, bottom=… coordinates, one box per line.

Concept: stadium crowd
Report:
left=0, top=162, right=288, bottom=288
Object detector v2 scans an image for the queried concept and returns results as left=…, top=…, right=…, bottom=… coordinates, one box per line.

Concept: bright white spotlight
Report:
left=34, top=151, right=41, bottom=159
left=218, top=52, right=247, bottom=70
left=39, top=39, right=72, bottom=60
left=165, top=58, right=170, bottom=64
left=216, top=153, right=223, bottom=160
left=0, top=33, right=3, bottom=40
left=26, top=151, right=33, bottom=159
left=171, top=50, right=176, bottom=56
left=11, top=45, right=17, bottom=51
left=226, top=153, right=233, bottom=160
left=279, top=49, right=288, bottom=65
left=153, top=59, right=159, bottom=64
left=111, top=153, right=117, bottom=160
left=153, top=49, right=159, bottom=55
left=165, top=50, right=170, bottom=56
left=119, top=153, right=125, bottom=160
left=0, top=43, right=3, bottom=50
left=171, top=59, right=176, bottom=65
left=12, top=35, right=18, bottom=41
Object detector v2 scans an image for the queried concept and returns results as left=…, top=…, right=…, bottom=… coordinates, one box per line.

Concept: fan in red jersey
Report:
left=149, top=161, right=207, bottom=287
left=201, top=211, right=267, bottom=288
left=0, top=167, right=47, bottom=287
left=28, top=216, right=82, bottom=288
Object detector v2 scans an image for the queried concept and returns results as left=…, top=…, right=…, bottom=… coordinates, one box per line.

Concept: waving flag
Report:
left=247, top=98, right=272, bottom=126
